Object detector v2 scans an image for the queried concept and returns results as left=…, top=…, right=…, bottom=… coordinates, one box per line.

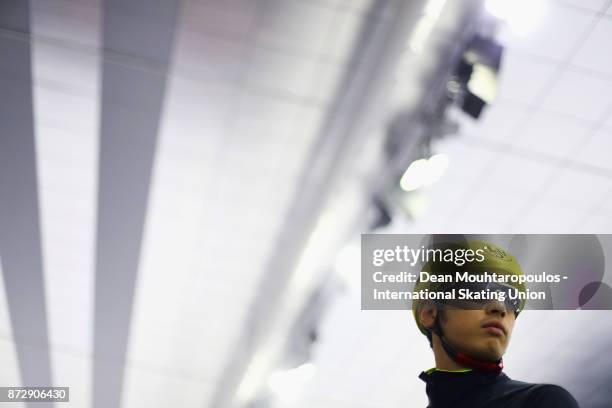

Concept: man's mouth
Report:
left=481, top=321, right=506, bottom=336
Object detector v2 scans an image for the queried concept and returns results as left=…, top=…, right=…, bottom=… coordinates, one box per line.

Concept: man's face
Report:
left=439, top=304, right=516, bottom=362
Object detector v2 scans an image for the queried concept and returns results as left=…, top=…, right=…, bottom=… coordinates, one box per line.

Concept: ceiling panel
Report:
left=557, top=0, right=610, bottom=12
left=232, top=91, right=304, bottom=133
left=457, top=101, right=530, bottom=143
left=576, top=128, right=612, bottom=170
left=457, top=188, right=532, bottom=232
left=303, top=63, right=346, bottom=105
left=422, top=141, right=508, bottom=228
left=181, top=0, right=259, bottom=38
left=541, top=68, right=612, bottom=122
left=310, top=0, right=401, bottom=18
left=256, top=0, right=340, bottom=57
left=50, top=350, right=92, bottom=408
left=510, top=112, right=593, bottom=158
left=174, top=30, right=247, bottom=83
left=541, top=166, right=612, bottom=211
left=572, top=16, right=612, bottom=74
left=319, top=10, right=367, bottom=62
left=605, top=111, right=612, bottom=128
left=165, top=78, right=234, bottom=131
left=509, top=200, right=590, bottom=232
left=504, top=311, right=611, bottom=400
left=497, top=52, right=557, bottom=105
left=122, top=362, right=214, bottom=408
left=577, top=212, right=612, bottom=232
left=30, top=0, right=101, bottom=48
left=246, top=47, right=319, bottom=97
left=597, top=192, right=612, bottom=213
left=31, top=43, right=98, bottom=93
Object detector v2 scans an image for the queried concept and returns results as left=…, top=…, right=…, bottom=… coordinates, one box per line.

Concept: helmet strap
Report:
left=431, top=313, right=503, bottom=373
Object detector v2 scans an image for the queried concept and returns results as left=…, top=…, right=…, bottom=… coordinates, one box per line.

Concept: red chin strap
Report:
left=454, top=352, right=503, bottom=373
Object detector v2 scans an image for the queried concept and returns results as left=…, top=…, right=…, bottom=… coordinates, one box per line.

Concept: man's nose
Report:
left=484, top=299, right=507, bottom=317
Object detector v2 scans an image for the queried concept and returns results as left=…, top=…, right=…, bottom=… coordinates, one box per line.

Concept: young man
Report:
left=412, top=241, right=579, bottom=408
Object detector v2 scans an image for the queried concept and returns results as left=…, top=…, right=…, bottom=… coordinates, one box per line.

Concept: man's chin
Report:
left=469, top=343, right=505, bottom=362
left=484, top=350, right=504, bottom=362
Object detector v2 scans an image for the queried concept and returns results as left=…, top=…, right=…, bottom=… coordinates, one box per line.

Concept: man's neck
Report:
left=432, top=336, right=470, bottom=371
left=434, top=354, right=469, bottom=371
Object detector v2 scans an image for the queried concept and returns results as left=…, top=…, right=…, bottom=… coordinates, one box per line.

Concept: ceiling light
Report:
left=485, top=0, right=545, bottom=36
left=268, top=363, right=317, bottom=403
left=399, top=154, right=449, bottom=192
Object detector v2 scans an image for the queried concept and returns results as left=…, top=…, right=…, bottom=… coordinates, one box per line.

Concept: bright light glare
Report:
left=400, top=158, right=428, bottom=192
left=409, top=18, right=436, bottom=54
left=409, top=0, right=447, bottom=53
left=485, top=0, right=545, bottom=36
left=399, top=154, right=449, bottom=192
left=237, top=352, right=274, bottom=403
left=268, top=363, right=317, bottom=403
left=401, top=191, right=431, bottom=219
left=467, top=64, right=497, bottom=103
left=423, top=0, right=446, bottom=19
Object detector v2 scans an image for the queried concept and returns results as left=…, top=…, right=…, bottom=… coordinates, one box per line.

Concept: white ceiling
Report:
left=2, top=0, right=403, bottom=407
left=407, top=0, right=612, bottom=235
left=0, top=0, right=611, bottom=407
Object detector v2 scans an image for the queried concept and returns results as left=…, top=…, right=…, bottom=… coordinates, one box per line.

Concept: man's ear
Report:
left=419, top=301, right=438, bottom=331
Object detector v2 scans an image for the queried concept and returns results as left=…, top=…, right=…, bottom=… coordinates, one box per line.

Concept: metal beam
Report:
left=0, top=2, right=54, bottom=408
left=93, top=1, right=181, bottom=407
left=209, top=1, right=428, bottom=406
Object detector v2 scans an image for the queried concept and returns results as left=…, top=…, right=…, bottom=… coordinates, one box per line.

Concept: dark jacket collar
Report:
left=419, top=369, right=507, bottom=407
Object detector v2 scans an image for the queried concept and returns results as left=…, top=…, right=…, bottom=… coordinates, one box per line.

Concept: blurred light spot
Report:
left=485, top=0, right=545, bottom=36
left=237, top=352, right=274, bottom=403
left=468, top=64, right=498, bottom=103
left=268, top=363, right=317, bottom=404
left=423, top=0, right=446, bottom=19
left=401, top=190, right=431, bottom=219
left=400, top=154, right=449, bottom=192
left=409, top=0, right=447, bottom=54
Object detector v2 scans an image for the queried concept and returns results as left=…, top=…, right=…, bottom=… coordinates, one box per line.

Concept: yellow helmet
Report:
left=412, top=240, right=527, bottom=337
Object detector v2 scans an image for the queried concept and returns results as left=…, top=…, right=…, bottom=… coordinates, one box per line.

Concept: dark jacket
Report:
left=419, top=369, right=579, bottom=408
